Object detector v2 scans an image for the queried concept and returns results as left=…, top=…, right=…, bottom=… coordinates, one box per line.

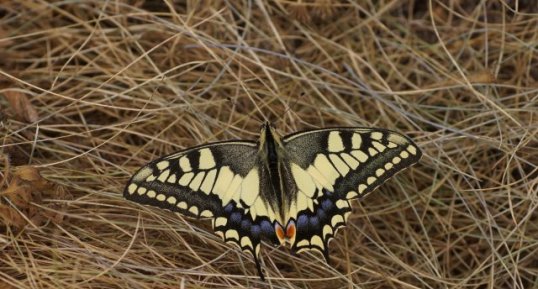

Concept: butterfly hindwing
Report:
left=123, top=141, right=279, bottom=277
left=289, top=188, right=351, bottom=259
left=282, top=128, right=421, bottom=257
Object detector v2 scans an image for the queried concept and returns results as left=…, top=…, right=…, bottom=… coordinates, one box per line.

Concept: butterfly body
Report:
left=124, top=122, right=421, bottom=279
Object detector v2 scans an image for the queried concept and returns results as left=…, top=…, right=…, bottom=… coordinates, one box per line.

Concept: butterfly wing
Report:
left=123, top=141, right=279, bottom=279
left=282, top=128, right=422, bottom=258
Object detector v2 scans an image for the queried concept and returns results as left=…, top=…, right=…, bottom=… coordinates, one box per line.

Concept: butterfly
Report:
left=124, top=122, right=421, bottom=280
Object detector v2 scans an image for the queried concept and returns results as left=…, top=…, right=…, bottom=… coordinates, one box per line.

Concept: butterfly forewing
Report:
left=123, top=141, right=279, bottom=274
left=282, top=128, right=421, bottom=256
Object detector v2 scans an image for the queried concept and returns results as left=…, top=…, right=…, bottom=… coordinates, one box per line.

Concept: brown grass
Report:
left=1, top=1, right=537, bottom=288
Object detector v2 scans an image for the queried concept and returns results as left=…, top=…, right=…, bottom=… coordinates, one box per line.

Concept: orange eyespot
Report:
left=285, top=221, right=296, bottom=239
left=275, top=220, right=296, bottom=245
left=275, top=223, right=286, bottom=243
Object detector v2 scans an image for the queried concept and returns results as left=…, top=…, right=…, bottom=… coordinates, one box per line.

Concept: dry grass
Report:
left=1, top=1, right=537, bottom=288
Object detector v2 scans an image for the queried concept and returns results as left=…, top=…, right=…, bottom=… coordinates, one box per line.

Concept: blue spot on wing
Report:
left=297, top=214, right=309, bottom=229
left=230, top=212, right=242, bottom=224
left=309, top=216, right=319, bottom=228
left=251, top=225, right=261, bottom=238
left=316, top=208, right=327, bottom=220
left=260, top=219, right=273, bottom=234
left=224, top=203, right=234, bottom=214
left=241, top=219, right=252, bottom=231
left=321, top=199, right=333, bottom=211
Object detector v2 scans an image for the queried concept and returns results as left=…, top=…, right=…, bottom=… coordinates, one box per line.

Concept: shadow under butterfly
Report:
left=124, top=122, right=422, bottom=280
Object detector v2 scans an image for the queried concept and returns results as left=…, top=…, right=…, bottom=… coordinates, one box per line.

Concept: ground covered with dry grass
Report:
left=0, top=1, right=537, bottom=288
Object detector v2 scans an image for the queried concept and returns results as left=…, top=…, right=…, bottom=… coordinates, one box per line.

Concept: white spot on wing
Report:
left=241, top=237, right=253, bottom=249
left=167, top=196, right=177, bottom=205
left=200, top=210, right=213, bottom=217
left=156, top=161, right=169, bottom=170
left=372, top=141, right=386, bottom=152
left=291, top=164, right=316, bottom=198
left=215, top=217, right=227, bottom=227
left=157, top=169, right=170, bottom=182
left=328, top=131, right=345, bottom=152
left=241, top=169, right=260, bottom=206
left=340, top=153, right=359, bottom=170
left=336, top=200, right=348, bottom=209
left=351, top=150, right=368, bottom=163
left=222, top=174, right=242, bottom=205
left=250, top=198, right=269, bottom=220
left=306, top=165, right=334, bottom=191
left=307, top=198, right=314, bottom=212
left=297, top=239, right=310, bottom=247
left=189, top=172, right=205, bottom=191
left=137, top=187, right=147, bottom=195
left=212, top=166, right=234, bottom=196
left=225, top=229, right=239, bottom=240
left=178, top=172, right=194, bottom=186
left=133, top=167, right=153, bottom=182
left=346, top=191, right=358, bottom=199
left=352, top=133, right=362, bottom=149
left=200, top=169, right=217, bottom=194
left=323, top=225, right=333, bottom=237
left=295, top=192, right=310, bottom=214
left=128, top=184, right=137, bottom=194
left=198, top=148, right=216, bottom=169
left=388, top=133, right=407, bottom=145
left=329, top=154, right=350, bottom=176
left=371, top=132, right=383, bottom=140
left=310, top=235, right=324, bottom=249
left=331, top=214, right=344, bottom=227
left=179, top=156, right=192, bottom=172
left=375, top=168, right=385, bottom=177
left=167, top=174, right=177, bottom=183
left=313, top=154, right=340, bottom=186
left=189, top=206, right=199, bottom=215
left=288, top=200, right=298, bottom=221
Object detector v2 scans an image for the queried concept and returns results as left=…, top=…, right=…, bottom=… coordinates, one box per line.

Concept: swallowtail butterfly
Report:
left=124, top=123, right=421, bottom=279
